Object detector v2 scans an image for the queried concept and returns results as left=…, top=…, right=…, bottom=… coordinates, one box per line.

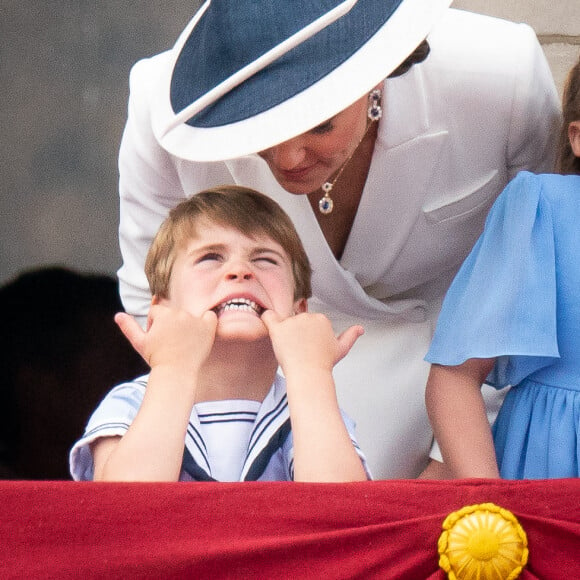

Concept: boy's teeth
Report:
left=219, top=298, right=263, bottom=314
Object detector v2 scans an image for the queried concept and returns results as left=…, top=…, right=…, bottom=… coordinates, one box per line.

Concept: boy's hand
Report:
left=262, top=311, right=368, bottom=482
left=261, top=310, right=363, bottom=373
left=114, top=305, right=217, bottom=372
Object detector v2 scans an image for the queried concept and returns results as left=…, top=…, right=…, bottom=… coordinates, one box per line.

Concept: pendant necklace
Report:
left=318, top=88, right=382, bottom=215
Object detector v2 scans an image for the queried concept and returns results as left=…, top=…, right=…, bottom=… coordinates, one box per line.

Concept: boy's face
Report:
left=162, top=221, right=306, bottom=342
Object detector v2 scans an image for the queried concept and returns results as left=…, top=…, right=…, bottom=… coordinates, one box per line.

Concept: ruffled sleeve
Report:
left=425, top=172, right=559, bottom=387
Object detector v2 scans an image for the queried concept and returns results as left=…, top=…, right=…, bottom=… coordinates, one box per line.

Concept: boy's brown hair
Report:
left=556, top=55, right=580, bottom=175
left=146, top=186, right=312, bottom=301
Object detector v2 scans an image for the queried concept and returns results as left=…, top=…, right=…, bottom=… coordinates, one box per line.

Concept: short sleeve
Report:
left=426, top=172, right=559, bottom=387
left=283, top=409, right=372, bottom=481
left=69, top=377, right=148, bottom=481
left=340, top=409, right=373, bottom=480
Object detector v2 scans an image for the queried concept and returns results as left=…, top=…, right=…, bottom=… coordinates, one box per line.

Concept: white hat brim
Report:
left=153, top=0, right=453, bottom=162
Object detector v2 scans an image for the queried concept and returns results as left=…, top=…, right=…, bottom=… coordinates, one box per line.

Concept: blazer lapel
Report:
left=226, top=66, right=449, bottom=322
left=323, top=67, right=450, bottom=320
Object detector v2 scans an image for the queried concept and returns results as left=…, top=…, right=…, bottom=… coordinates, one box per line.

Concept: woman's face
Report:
left=258, top=93, right=370, bottom=195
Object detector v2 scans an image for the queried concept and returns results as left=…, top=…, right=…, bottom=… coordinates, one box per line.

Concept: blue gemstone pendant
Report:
left=319, top=191, right=334, bottom=215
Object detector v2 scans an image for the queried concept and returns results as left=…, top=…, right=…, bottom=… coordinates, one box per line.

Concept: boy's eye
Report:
left=254, top=255, right=279, bottom=265
left=198, top=252, right=222, bottom=262
left=310, top=120, right=334, bottom=135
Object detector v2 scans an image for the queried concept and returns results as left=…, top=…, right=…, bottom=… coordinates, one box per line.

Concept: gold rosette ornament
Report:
left=438, top=502, right=528, bottom=580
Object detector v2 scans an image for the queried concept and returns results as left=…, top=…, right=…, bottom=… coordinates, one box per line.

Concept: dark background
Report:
left=0, top=2, right=203, bottom=286
left=0, top=2, right=571, bottom=289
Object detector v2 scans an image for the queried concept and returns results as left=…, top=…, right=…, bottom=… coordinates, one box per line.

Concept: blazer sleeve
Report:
left=117, top=54, right=233, bottom=324
left=506, top=24, right=561, bottom=178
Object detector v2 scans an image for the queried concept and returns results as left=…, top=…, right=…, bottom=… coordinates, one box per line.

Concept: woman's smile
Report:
left=277, top=162, right=323, bottom=187
left=258, top=93, right=371, bottom=195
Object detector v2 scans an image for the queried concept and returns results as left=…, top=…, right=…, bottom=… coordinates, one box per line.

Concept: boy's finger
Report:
left=114, top=312, right=146, bottom=358
left=260, top=309, right=281, bottom=329
left=336, top=325, right=364, bottom=363
left=202, top=309, right=219, bottom=331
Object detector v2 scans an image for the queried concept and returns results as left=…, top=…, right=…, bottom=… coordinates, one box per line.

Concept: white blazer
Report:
left=117, top=9, right=561, bottom=478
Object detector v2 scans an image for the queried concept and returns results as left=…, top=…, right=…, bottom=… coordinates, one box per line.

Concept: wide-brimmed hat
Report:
left=153, top=0, right=452, bottom=162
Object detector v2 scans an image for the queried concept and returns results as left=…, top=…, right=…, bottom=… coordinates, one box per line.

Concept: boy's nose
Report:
left=225, top=263, right=253, bottom=281
left=226, top=272, right=253, bottom=280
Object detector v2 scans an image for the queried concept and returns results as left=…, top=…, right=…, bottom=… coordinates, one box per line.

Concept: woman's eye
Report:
left=310, top=120, right=334, bottom=135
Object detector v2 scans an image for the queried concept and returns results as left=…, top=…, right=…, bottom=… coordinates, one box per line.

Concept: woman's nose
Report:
left=263, top=136, right=306, bottom=169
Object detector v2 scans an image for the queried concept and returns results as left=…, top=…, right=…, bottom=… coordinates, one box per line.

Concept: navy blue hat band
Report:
left=156, top=0, right=453, bottom=161
left=170, top=0, right=404, bottom=128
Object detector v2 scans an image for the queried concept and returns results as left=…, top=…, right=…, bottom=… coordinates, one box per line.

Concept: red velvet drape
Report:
left=1, top=479, right=578, bottom=579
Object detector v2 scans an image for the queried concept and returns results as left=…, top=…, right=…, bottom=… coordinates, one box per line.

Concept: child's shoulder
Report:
left=506, top=171, right=580, bottom=204
left=99, top=374, right=149, bottom=407
left=513, top=170, right=580, bottom=189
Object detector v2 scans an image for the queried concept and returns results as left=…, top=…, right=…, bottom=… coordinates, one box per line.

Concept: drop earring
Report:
left=367, top=89, right=382, bottom=121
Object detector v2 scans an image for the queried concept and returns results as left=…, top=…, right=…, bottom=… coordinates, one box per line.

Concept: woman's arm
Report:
left=425, top=358, right=499, bottom=479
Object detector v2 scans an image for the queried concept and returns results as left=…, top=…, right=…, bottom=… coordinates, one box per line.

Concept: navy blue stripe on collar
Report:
left=243, top=418, right=291, bottom=481
left=181, top=447, right=216, bottom=482
left=247, top=394, right=288, bottom=456
left=185, top=422, right=210, bottom=473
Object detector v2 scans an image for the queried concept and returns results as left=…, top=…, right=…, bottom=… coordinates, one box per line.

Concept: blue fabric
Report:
left=171, top=0, right=403, bottom=127
left=426, top=172, right=580, bottom=479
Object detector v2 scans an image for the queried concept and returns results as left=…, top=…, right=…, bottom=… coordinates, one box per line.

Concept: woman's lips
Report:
left=278, top=164, right=318, bottom=182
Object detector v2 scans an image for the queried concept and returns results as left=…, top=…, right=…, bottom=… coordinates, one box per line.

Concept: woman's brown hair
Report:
left=556, top=55, right=580, bottom=175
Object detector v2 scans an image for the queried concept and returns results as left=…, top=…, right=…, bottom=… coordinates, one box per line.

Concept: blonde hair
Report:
left=556, top=54, right=580, bottom=175
left=146, top=186, right=312, bottom=301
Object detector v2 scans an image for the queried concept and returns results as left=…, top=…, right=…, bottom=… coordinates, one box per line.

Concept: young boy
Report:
left=70, top=186, right=369, bottom=482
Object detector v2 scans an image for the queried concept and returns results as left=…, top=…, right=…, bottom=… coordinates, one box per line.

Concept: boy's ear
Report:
left=569, top=121, right=580, bottom=157
left=293, top=298, right=308, bottom=315
left=151, top=294, right=171, bottom=305
left=146, top=295, right=161, bottom=331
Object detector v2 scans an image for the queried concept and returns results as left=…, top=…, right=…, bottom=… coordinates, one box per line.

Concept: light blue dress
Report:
left=426, top=171, right=580, bottom=479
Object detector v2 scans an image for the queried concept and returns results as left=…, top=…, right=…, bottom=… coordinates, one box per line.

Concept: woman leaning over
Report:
left=116, top=0, right=561, bottom=478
